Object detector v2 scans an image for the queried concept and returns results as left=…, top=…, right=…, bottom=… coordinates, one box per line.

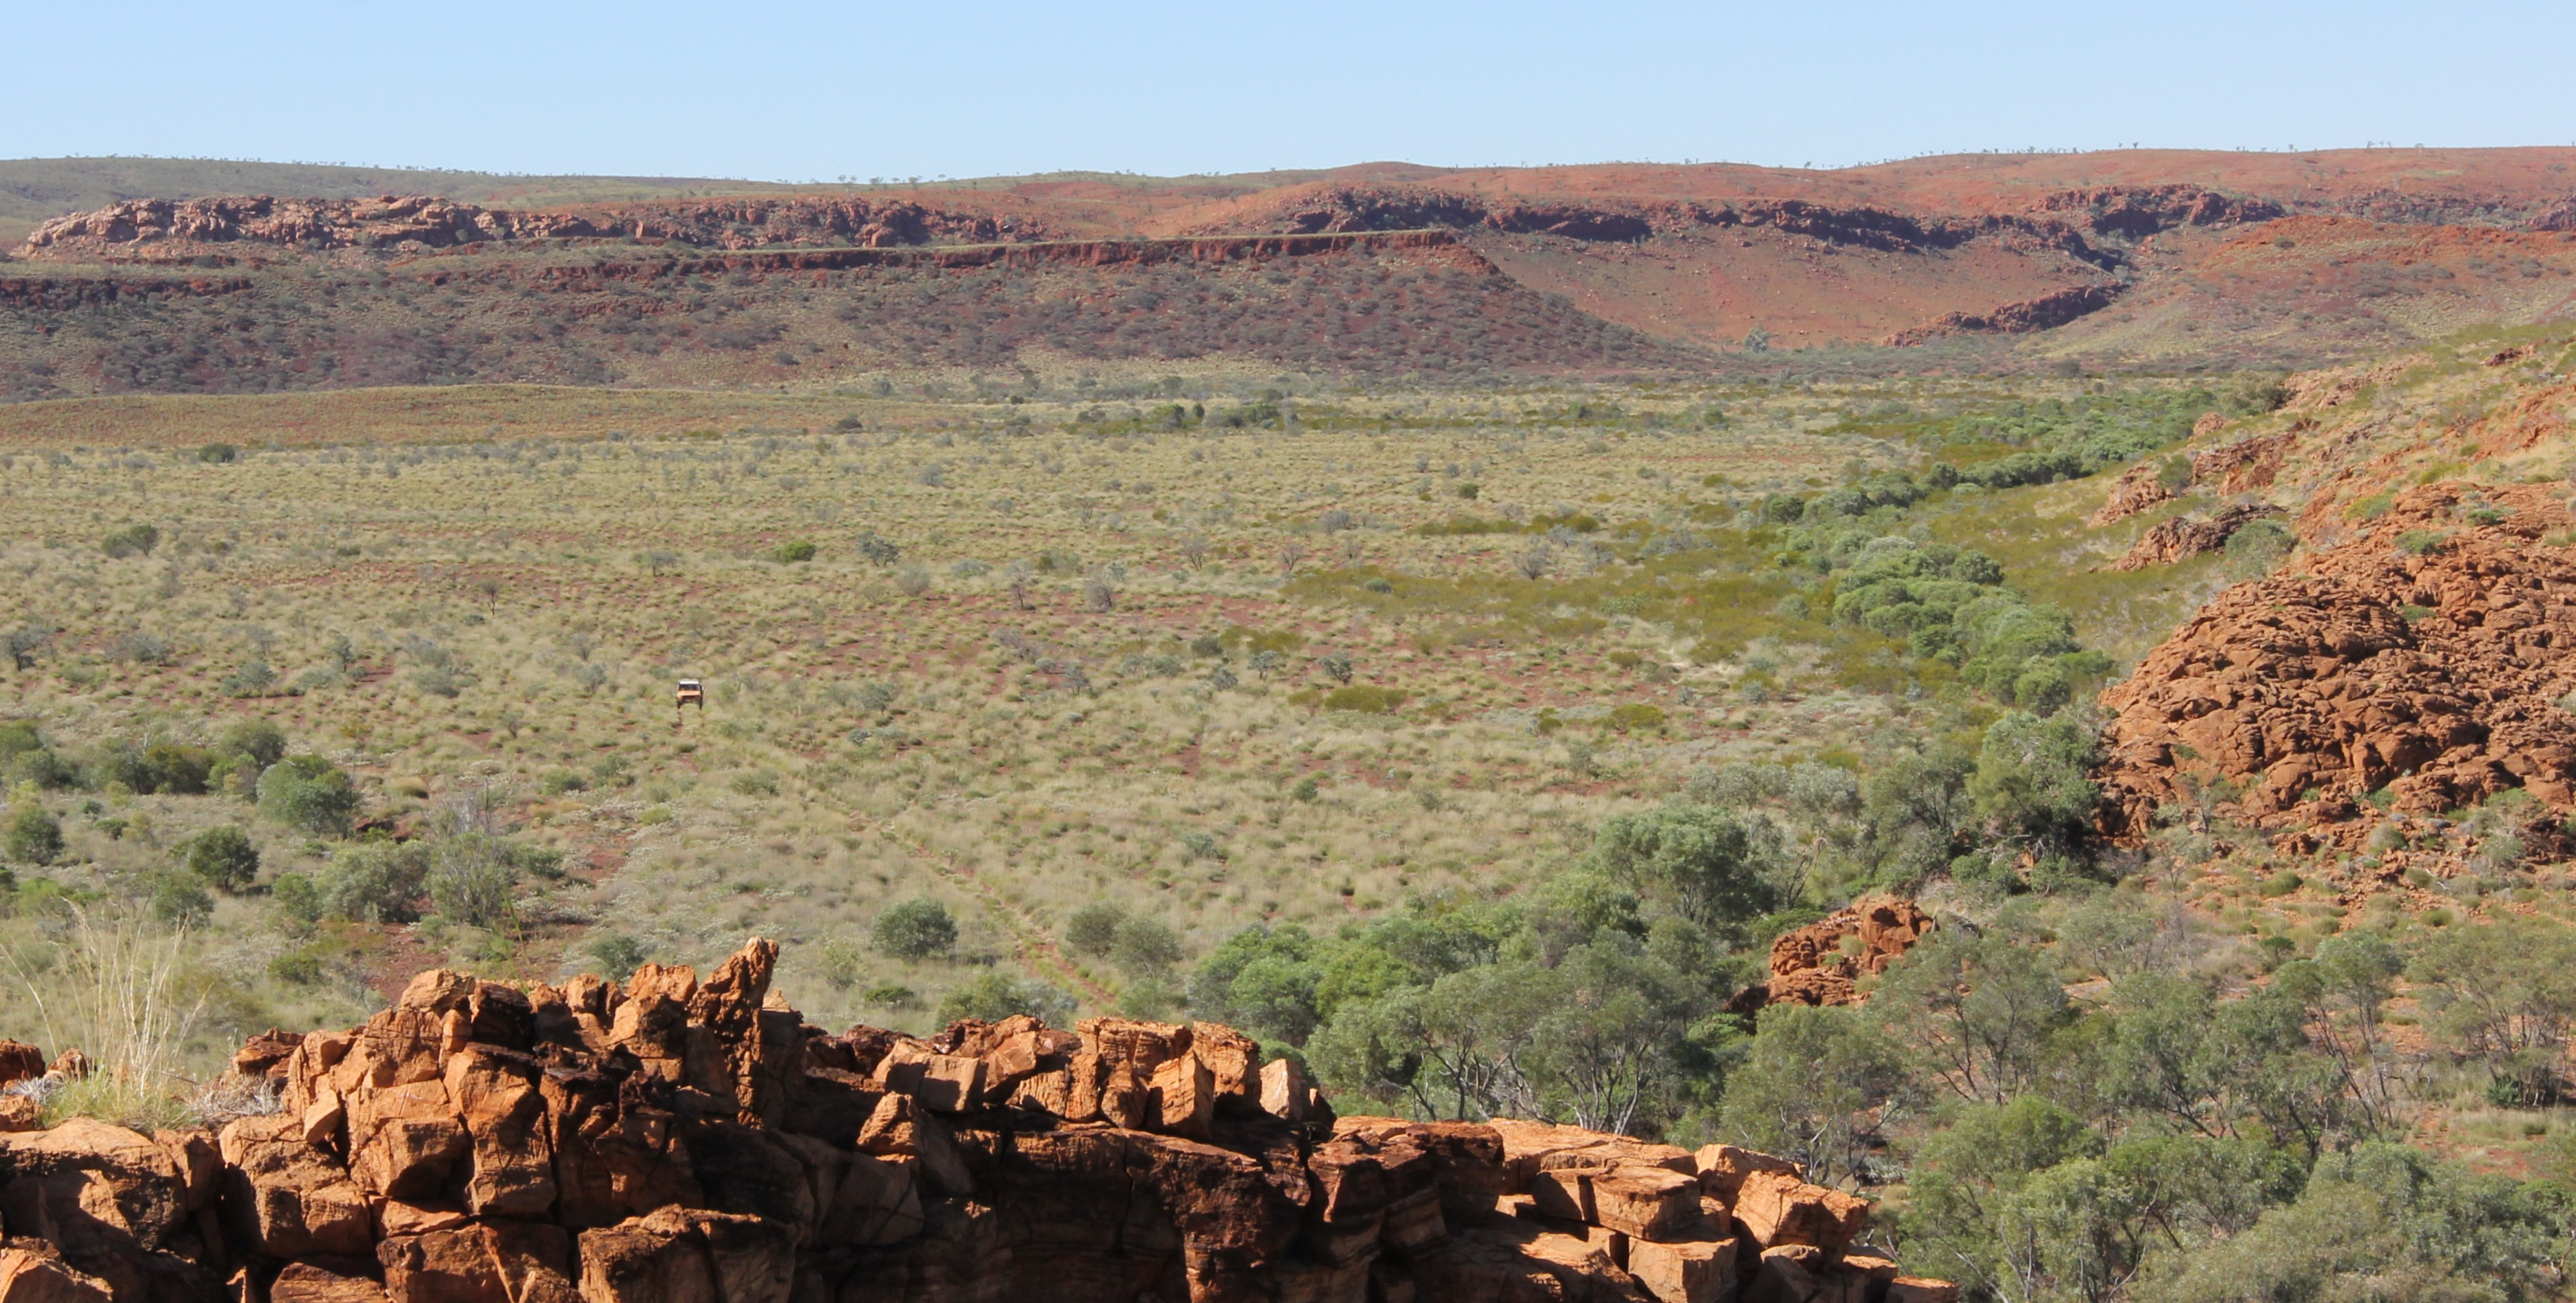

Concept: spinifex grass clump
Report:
left=2, top=905, right=211, bottom=1131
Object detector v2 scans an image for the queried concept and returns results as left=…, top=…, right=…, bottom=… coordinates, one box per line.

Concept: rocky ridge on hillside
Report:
left=0, top=939, right=1955, bottom=1303
left=2095, top=483, right=2576, bottom=851
left=17, top=195, right=1056, bottom=262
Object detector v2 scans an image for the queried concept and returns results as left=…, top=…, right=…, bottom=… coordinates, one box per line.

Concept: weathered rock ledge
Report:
left=0, top=939, right=1955, bottom=1303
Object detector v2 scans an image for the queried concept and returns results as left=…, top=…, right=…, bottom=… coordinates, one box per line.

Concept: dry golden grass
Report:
left=0, top=371, right=2243, bottom=1033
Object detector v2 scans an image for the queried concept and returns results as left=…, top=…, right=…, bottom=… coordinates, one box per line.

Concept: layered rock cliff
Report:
left=0, top=939, right=1955, bottom=1303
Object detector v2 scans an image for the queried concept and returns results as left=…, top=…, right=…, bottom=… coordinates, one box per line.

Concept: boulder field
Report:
left=0, top=939, right=1955, bottom=1303
left=2097, top=482, right=2576, bottom=846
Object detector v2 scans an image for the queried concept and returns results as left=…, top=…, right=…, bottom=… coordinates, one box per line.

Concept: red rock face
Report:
left=16, top=195, right=1059, bottom=261
left=2088, top=461, right=2181, bottom=528
left=1729, top=897, right=1936, bottom=1011
left=2112, top=503, right=2285, bottom=571
left=0, top=940, right=1954, bottom=1303
left=2097, top=483, right=2576, bottom=843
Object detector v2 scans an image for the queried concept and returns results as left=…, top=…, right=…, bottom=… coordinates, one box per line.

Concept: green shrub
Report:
left=1606, top=703, right=1668, bottom=733
left=1969, top=711, right=2101, bottom=861
left=223, top=659, right=278, bottom=698
left=863, top=984, right=921, bottom=1010
left=815, top=938, right=866, bottom=990
left=271, top=872, right=322, bottom=927
left=1322, top=685, right=1405, bottom=713
left=5, top=803, right=63, bottom=866
left=315, top=842, right=428, bottom=923
left=100, top=523, right=160, bottom=558
left=145, top=871, right=214, bottom=928
left=98, top=741, right=217, bottom=795
left=586, top=932, right=648, bottom=976
left=771, top=540, right=817, bottom=563
left=2395, top=530, right=2449, bottom=556
left=2224, top=517, right=2296, bottom=573
left=424, top=819, right=542, bottom=930
left=855, top=532, right=901, bottom=566
left=268, top=948, right=324, bottom=985
left=937, top=970, right=1075, bottom=1027
left=258, top=757, right=361, bottom=836
left=1066, top=902, right=1127, bottom=959
left=873, top=897, right=958, bottom=959
left=218, top=718, right=289, bottom=769
left=183, top=825, right=260, bottom=893
left=1111, top=917, right=1186, bottom=974
left=198, top=443, right=239, bottom=464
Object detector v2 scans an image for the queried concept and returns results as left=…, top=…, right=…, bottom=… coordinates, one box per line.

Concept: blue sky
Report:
left=7, top=1, right=2572, bottom=180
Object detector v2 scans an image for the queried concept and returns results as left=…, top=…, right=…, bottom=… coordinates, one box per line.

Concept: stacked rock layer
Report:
left=0, top=939, right=1953, bottom=1303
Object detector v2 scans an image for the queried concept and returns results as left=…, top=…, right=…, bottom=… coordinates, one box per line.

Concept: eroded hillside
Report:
left=2089, top=335, right=2576, bottom=887
left=7, top=149, right=2576, bottom=393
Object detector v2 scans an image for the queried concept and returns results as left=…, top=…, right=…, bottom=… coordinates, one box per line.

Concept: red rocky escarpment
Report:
left=0, top=939, right=1955, bottom=1303
left=17, top=195, right=1055, bottom=261
left=2097, top=483, right=2576, bottom=843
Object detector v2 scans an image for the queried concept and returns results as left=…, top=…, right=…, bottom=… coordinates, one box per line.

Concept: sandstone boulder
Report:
left=344, top=1079, right=467, bottom=1202
left=1692, top=1144, right=1802, bottom=1202
left=0, top=1116, right=192, bottom=1255
left=218, top=1113, right=373, bottom=1259
left=854, top=1093, right=969, bottom=1199
left=1415, top=1218, right=1652, bottom=1303
left=0, top=1249, right=112, bottom=1303
left=1258, top=1056, right=1316, bottom=1124
left=1331, top=1118, right=1505, bottom=1224
left=0, top=1041, right=52, bottom=1085
left=444, top=1045, right=557, bottom=1217
left=1488, top=1118, right=1694, bottom=1190
left=268, top=1261, right=391, bottom=1303
left=1626, top=1234, right=1743, bottom=1303
left=380, top=1220, right=579, bottom=1303
left=1187, top=1023, right=1260, bottom=1109
left=1732, top=1170, right=1869, bottom=1255
left=1529, top=1164, right=1703, bottom=1242
left=1150, top=1051, right=1216, bottom=1140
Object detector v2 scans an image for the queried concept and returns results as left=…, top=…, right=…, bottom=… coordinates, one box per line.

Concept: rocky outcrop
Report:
left=2026, top=186, right=2285, bottom=238
left=2111, top=504, right=2286, bottom=571
left=21, top=197, right=515, bottom=257
left=17, top=195, right=1062, bottom=262
left=2088, top=461, right=2182, bottom=528
left=1727, top=898, right=1934, bottom=1011
left=2192, top=431, right=2297, bottom=495
left=1882, top=284, right=2126, bottom=346
left=2097, top=483, right=2576, bottom=842
left=0, top=941, right=1951, bottom=1303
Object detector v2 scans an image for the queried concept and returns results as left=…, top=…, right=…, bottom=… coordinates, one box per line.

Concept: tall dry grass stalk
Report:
left=3, top=906, right=211, bottom=1129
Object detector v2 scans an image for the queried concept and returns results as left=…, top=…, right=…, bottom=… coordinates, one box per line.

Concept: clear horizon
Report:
left=4, top=0, right=2572, bottom=183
